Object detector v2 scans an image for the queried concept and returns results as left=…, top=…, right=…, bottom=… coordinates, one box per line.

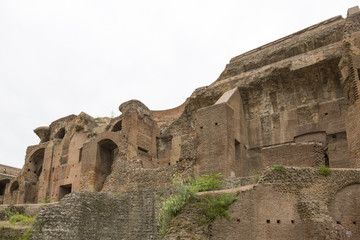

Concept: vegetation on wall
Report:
left=199, top=193, right=237, bottom=224
left=319, top=165, right=331, bottom=176
left=156, top=172, right=230, bottom=235
left=272, top=165, right=286, bottom=175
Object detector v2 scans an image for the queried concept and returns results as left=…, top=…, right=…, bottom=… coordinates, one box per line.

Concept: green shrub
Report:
left=194, top=171, right=225, bottom=192
left=319, top=165, right=331, bottom=176
left=9, top=214, right=35, bottom=226
left=2, top=208, right=15, bottom=220
left=156, top=172, right=226, bottom=235
left=272, top=165, right=286, bottom=175
left=156, top=176, right=198, bottom=235
left=200, top=194, right=237, bottom=224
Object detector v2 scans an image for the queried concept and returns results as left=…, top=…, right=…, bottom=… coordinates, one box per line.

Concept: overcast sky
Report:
left=0, top=0, right=358, bottom=168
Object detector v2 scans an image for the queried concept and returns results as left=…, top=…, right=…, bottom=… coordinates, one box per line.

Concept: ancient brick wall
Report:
left=209, top=168, right=360, bottom=240
left=195, top=103, right=235, bottom=177
left=31, top=191, right=162, bottom=240
left=261, top=142, right=325, bottom=168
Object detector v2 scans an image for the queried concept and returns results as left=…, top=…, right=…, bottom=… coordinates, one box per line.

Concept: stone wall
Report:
left=210, top=167, right=360, bottom=240
left=261, top=142, right=325, bottom=167
left=31, top=191, right=162, bottom=240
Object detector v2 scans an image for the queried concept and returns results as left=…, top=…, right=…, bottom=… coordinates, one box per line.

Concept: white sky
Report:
left=0, top=0, right=358, bottom=168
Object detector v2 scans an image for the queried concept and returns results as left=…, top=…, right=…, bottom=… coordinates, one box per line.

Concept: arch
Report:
left=329, top=184, right=360, bottom=239
left=54, top=127, right=65, bottom=139
left=0, top=179, right=10, bottom=196
left=29, top=148, right=45, bottom=178
left=95, top=139, right=118, bottom=191
left=10, top=181, right=19, bottom=195
left=111, top=120, right=122, bottom=132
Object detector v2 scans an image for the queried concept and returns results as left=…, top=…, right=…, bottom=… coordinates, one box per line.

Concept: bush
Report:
left=156, top=172, right=225, bottom=235
left=319, top=165, right=331, bottom=176
left=156, top=177, right=198, bottom=235
left=194, top=171, right=225, bottom=192
left=272, top=165, right=286, bottom=175
left=9, top=214, right=35, bottom=226
left=201, top=194, right=237, bottom=223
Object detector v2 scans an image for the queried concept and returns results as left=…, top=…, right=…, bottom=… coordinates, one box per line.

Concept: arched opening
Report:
left=112, top=120, right=122, bottom=132
left=95, top=139, right=118, bottom=191
left=29, top=148, right=45, bottom=178
left=329, top=184, right=360, bottom=239
left=0, top=179, right=10, bottom=196
left=10, top=181, right=19, bottom=195
left=54, top=127, right=65, bottom=139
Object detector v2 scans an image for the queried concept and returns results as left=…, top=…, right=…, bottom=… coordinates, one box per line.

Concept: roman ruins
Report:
left=1, top=6, right=360, bottom=240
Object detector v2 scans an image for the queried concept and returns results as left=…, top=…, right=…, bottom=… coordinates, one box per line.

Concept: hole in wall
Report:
left=336, top=221, right=341, bottom=224
left=291, top=220, right=295, bottom=224
left=236, top=219, right=240, bottom=223
left=266, top=220, right=270, bottom=223
left=137, top=146, right=148, bottom=153
left=112, top=120, right=122, bottom=132
left=10, top=181, right=19, bottom=195
left=215, top=122, right=218, bottom=125
left=95, top=139, right=117, bottom=191
left=353, top=221, right=356, bottom=224
left=54, top=128, right=65, bottom=139
left=59, top=184, right=72, bottom=200
left=332, top=134, right=337, bottom=139
left=324, top=112, right=328, bottom=115
left=277, top=220, right=280, bottom=224
left=0, top=179, right=10, bottom=196
left=78, top=147, right=83, bottom=162
left=200, top=126, right=203, bottom=129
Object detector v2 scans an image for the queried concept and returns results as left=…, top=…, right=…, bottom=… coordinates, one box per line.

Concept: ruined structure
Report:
left=1, top=6, right=360, bottom=240
left=0, top=164, right=20, bottom=204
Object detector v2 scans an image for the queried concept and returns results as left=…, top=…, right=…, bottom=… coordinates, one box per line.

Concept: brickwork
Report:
left=262, top=142, right=325, bottom=168
left=165, top=167, right=360, bottom=240
left=31, top=191, right=162, bottom=240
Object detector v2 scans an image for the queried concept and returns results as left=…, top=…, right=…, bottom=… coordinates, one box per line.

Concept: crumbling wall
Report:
left=30, top=191, right=162, bottom=240
left=162, top=167, right=360, bottom=240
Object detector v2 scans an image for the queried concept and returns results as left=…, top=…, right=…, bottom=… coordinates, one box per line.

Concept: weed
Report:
left=272, top=165, right=286, bottom=175
left=319, top=165, right=331, bottom=176
left=156, top=176, right=198, bottom=235
left=200, top=194, right=237, bottom=224
left=20, top=227, right=33, bottom=240
left=156, top=172, right=226, bottom=235
left=9, top=214, right=35, bottom=226
left=3, top=208, right=15, bottom=220
left=39, top=197, right=51, bottom=203
left=194, top=171, right=225, bottom=192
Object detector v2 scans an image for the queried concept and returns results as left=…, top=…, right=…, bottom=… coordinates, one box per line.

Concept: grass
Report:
left=272, top=165, right=286, bottom=175
left=39, top=197, right=51, bottom=203
left=9, top=214, right=35, bottom=226
left=319, top=165, right=331, bottom=176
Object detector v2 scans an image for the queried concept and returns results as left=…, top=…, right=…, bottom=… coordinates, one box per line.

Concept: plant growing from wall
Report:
left=199, top=193, right=237, bottom=224
left=319, top=165, right=331, bottom=176
left=156, top=172, right=227, bottom=235
left=194, top=171, right=225, bottom=192
left=272, top=165, right=286, bottom=175
left=156, top=176, right=198, bottom=235
left=9, top=214, right=35, bottom=226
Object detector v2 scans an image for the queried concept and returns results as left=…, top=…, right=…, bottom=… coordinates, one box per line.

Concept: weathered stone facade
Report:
left=2, top=6, right=360, bottom=240
left=0, top=164, right=20, bottom=204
